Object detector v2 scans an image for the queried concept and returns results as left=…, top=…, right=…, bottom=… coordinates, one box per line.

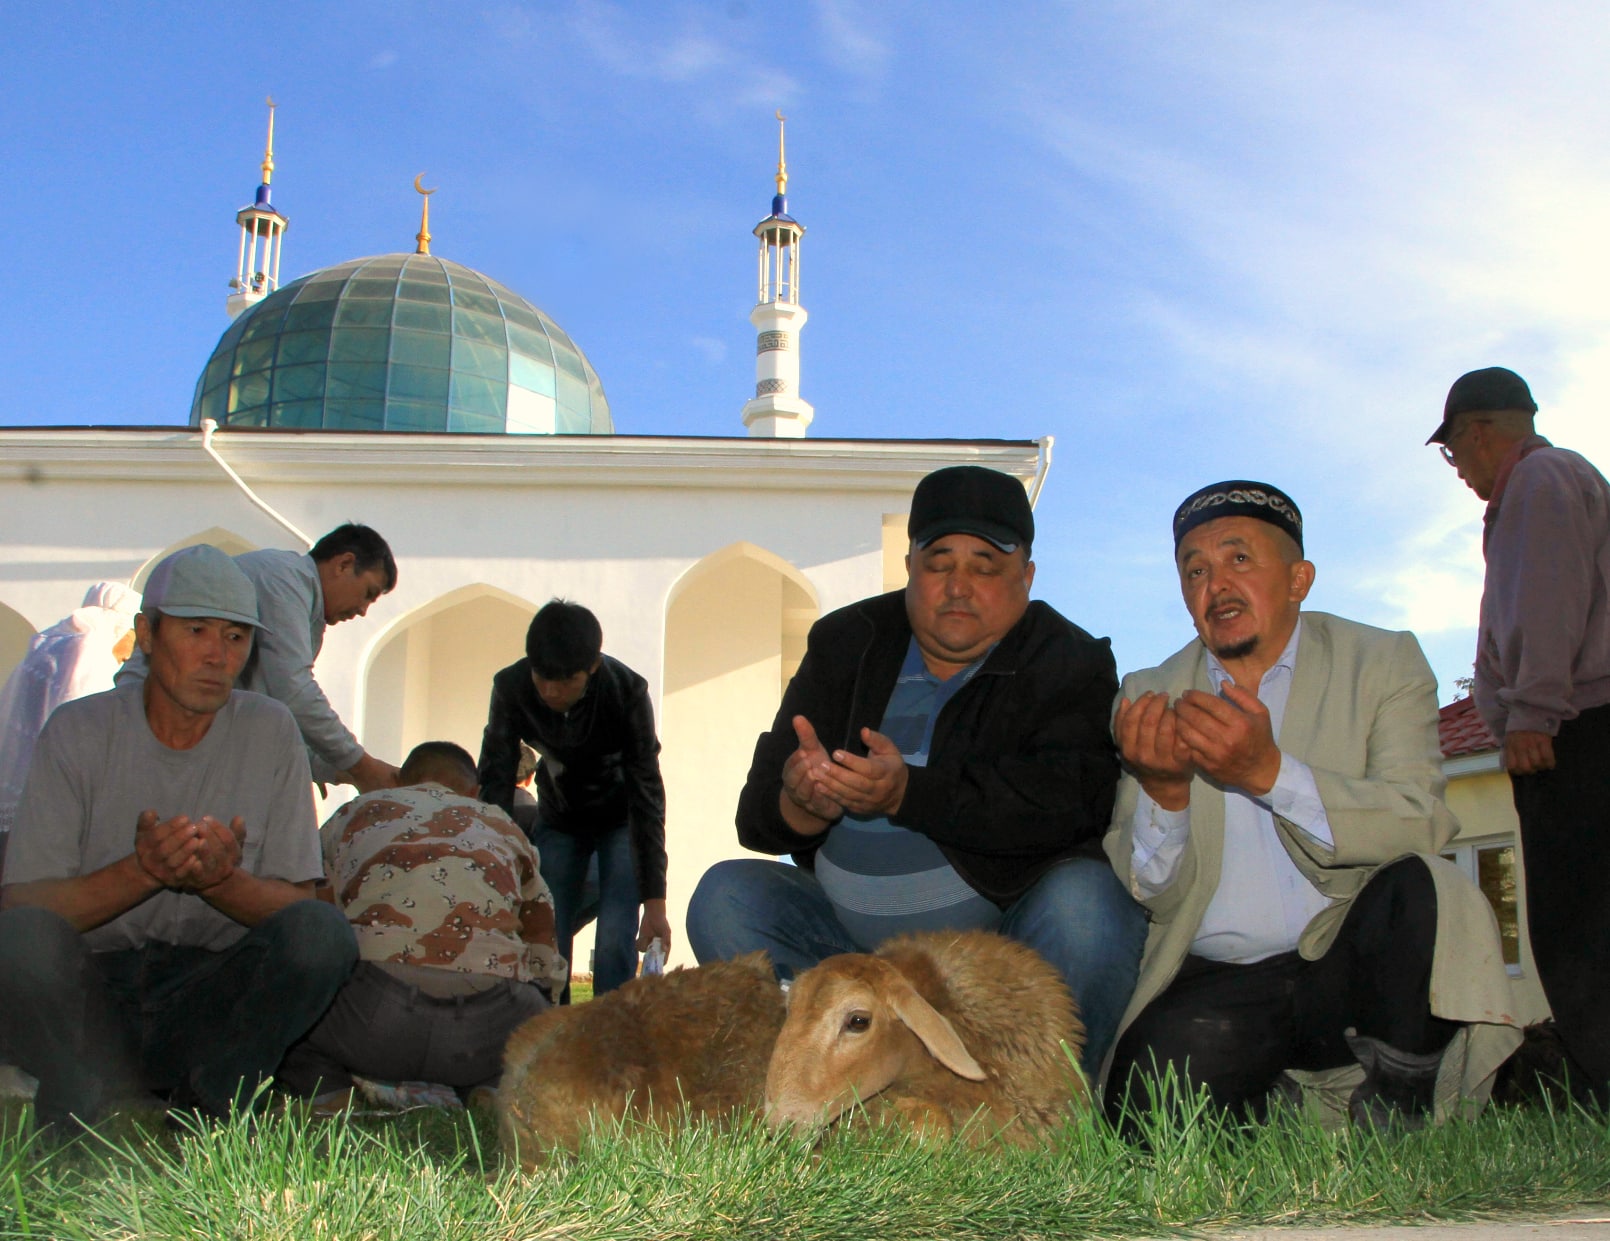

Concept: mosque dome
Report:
left=190, top=253, right=611, bottom=435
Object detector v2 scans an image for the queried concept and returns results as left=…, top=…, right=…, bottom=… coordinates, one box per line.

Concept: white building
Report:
left=0, top=111, right=1050, bottom=967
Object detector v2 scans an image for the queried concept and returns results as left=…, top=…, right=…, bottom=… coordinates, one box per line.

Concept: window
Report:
left=1441, top=840, right=1521, bottom=971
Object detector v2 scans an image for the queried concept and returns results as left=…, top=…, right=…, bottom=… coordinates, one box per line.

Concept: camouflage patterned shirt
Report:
left=321, top=783, right=557, bottom=984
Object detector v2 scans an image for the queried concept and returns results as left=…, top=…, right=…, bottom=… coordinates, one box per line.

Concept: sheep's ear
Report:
left=885, top=976, right=986, bottom=1081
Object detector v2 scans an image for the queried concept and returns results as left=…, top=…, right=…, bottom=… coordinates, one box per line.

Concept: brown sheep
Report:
left=764, top=930, right=1086, bottom=1146
left=497, top=951, right=786, bottom=1168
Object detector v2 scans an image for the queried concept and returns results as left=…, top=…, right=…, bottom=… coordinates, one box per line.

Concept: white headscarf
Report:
left=0, top=582, right=141, bottom=836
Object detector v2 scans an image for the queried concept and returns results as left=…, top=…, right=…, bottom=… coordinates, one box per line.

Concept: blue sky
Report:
left=5, top=2, right=1609, bottom=697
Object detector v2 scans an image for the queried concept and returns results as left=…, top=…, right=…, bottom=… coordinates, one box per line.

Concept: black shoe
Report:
left=1345, top=1028, right=1441, bottom=1131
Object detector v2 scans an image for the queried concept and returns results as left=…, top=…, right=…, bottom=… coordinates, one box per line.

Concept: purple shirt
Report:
left=1476, top=436, right=1610, bottom=737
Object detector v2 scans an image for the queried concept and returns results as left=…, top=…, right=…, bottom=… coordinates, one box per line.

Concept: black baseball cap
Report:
left=908, top=466, right=1034, bottom=554
left=1427, top=367, right=1536, bottom=444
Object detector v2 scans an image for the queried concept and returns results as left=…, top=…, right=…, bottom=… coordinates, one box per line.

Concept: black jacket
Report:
left=477, top=654, right=667, bottom=901
left=735, top=591, right=1119, bottom=906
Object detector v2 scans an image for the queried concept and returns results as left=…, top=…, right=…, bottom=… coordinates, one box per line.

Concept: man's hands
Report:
left=1114, top=692, right=1194, bottom=810
left=637, top=898, right=673, bottom=953
left=781, top=717, right=844, bottom=827
left=1174, top=684, right=1282, bottom=797
left=341, top=751, right=401, bottom=794
left=778, top=716, right=909, bottom=834
left=134, top=811, right=247, bottom=894
left=1116, top=682, right=1283, bottom=806
left=1503, top=729, right=1556, bottom=776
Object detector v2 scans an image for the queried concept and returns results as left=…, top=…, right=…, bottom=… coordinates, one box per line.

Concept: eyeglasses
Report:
left=1438, top=419, right=1486, bottom=465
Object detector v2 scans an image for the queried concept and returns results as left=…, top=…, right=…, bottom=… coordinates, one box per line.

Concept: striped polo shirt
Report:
left=815, top=637, right=1002, bottom=949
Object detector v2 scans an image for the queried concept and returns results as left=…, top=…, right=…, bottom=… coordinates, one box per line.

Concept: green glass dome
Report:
left=190, top=254, right=611, bottom=434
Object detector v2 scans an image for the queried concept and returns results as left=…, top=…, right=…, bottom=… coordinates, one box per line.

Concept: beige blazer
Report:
left=1104, top=611, right=1521, bottom=1119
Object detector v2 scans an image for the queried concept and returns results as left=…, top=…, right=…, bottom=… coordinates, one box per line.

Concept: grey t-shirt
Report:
left=6, top=683, right=322, bottom=952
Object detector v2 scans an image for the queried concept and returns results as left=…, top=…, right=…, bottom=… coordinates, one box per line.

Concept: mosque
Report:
left=0, top=106, right=1048, bottom=966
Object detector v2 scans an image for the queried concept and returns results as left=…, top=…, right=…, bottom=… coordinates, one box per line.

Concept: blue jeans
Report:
left=534, top=822, right=641, bottom=999
left=0, top=900, right=356, bottom=1126
left=686, top=856, right=1146, bottom=1078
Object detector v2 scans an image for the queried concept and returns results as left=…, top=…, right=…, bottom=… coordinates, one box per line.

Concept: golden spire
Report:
left=775, top=110, right=788, bottom=196
left=261, top=96, right=276, bottom=185
left=413, top=172, right=436, bottom=255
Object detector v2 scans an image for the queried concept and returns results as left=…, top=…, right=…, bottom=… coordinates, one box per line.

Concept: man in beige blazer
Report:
left=1103, top=481, right=1520, bottom=1130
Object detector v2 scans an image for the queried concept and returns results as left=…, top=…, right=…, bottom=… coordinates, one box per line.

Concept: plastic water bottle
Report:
left=642, top=937, right=666, bottom=977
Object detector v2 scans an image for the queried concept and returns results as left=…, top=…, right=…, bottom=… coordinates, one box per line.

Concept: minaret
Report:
left=226, top=98, right=288, bottom=320
left=741, top=112, right=814, bottom=438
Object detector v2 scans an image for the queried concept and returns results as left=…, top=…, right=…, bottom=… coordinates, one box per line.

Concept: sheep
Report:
left=497, top=950, right=786, bottom=1167
left=763, top=930, right=1086, bottom=1146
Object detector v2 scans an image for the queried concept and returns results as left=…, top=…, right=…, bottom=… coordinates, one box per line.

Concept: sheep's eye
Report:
left=844, top=1013, right=871, bottom=1034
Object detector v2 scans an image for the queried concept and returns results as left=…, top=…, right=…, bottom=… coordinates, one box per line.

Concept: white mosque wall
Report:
left=0, top=602, right=34, bottom=681
left=0, top=427, right=1044, bottom=965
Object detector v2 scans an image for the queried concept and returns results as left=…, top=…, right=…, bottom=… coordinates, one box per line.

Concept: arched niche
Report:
left=358, top=584, right=537, bottom=765
left=130, top=527, right=261, bottom=590
left=0, top=600, right=37, bottom=685
left=658, top=542, right=819, bottom=967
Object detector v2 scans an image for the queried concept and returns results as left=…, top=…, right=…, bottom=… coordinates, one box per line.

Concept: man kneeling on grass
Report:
left=0, top=545, right=357, bottom=1133
left=278, top=741, right=567, bottom=1111
left=1103, top=481, right=1522, bottom=1131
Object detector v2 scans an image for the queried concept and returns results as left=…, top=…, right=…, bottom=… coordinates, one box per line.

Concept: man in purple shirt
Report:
left=1430, top=366, right=1610, bottom=1107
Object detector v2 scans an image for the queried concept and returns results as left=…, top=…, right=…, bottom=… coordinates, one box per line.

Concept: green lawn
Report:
left=4, top=1086, right=1607, bottom=1241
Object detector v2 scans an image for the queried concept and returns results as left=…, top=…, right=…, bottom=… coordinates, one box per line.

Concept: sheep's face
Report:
left=763, top=955, right=986, bottom=1133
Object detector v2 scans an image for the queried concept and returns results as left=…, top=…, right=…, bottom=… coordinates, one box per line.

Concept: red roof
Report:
left=1439, top=696, right=1500, bottom=758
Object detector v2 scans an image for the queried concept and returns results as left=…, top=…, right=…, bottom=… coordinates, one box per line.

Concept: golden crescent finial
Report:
left=413, top=173, right=435, bottom=254
left=261, top=97, right=277, bottom=185
left=775, top=111, right=788, bottom=196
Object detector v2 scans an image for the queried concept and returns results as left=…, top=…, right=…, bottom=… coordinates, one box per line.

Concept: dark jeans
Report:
left=686, top=855, right=1147, bottom=1078
left=0, top=901, right=356, bottom=1126
left=534, top=821, right=641, bottom=1000
left=277, top=962, right=551, bottom=1097
left=1512, top=703, right=1610, bottom=1104
left=1106, top=856, right=1458, bottom=1124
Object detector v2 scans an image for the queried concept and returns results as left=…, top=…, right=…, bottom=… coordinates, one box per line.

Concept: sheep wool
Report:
left=765, top=929, right=1087, bottom=1145
left=497, top=951, right=785, bottom=1167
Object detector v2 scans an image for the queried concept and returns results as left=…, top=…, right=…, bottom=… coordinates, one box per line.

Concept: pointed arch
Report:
left=658, top=542, right=820, bottom=968
left=131, top=527, right=261, bottom=590
left=357, top=583, right=539, bottom=764
left=663, top=541, right=818, bottom=698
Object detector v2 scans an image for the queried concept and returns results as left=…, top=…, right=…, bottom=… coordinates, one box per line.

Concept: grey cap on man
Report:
left=140, top=544, right=259, bottom=628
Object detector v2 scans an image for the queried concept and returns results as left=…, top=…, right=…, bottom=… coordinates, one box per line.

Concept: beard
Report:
left=1214, top=635, right=1259, bottom=662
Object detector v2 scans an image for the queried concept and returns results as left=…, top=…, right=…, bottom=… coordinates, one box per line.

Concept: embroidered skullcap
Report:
left=1173, top=480, right=1303, bottom=553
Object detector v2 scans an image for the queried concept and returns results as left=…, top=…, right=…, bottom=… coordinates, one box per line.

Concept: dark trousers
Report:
left=277, top=961, right=551, bottom=1097
left=1511, top=703, right=1610, bottom=1104
left=0, top=901, right=356, bottom=1126
left=1106, top=856, right=1457, bottom=1123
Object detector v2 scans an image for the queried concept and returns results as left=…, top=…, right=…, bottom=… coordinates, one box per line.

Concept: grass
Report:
left=2, top=1081, right=1607, bottom=1241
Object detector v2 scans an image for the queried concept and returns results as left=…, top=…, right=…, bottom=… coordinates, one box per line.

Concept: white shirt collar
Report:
left=1205, top=616, right=1303, bottom=693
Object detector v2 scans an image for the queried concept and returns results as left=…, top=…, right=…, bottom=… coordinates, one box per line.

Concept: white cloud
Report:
left=691, top=335, right=727, bottom=364
left=565, top=3, right=800, bottom=112
left=368, top=50, right=398, bottom=70
left=996, top=1, right=1610, bottom=666
left=813, top=0, right=890, bottom=81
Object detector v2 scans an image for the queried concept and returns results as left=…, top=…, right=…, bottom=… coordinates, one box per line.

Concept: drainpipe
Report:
left=198, top=419, right=313, bottom=548
left=1028, top=434, right=1054, bottom=509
